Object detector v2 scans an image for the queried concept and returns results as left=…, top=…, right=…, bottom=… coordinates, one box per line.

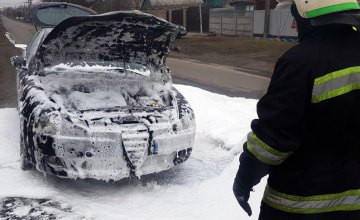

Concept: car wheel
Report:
left=20, top=131, right=34, bottom=170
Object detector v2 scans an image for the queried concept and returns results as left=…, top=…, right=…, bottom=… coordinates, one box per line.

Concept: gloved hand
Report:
left=233, top=177, right=253, bottom=216
left=233, top=144, right=270, bottom=216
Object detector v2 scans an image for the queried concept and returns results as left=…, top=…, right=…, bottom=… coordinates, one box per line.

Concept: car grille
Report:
left=122, top=128, right=149, bottom=169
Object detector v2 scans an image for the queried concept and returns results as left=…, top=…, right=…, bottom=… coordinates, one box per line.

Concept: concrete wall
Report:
left=210, top=8, right=297, bottom=38
left=254, top=9, right=297, bottom=38
left=144, top=10, right=167, bottom=20
left=209, top=8, right=253, bottom=37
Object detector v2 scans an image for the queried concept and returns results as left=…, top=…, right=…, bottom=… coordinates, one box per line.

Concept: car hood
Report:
left=33, top=11, right=179, bottom=70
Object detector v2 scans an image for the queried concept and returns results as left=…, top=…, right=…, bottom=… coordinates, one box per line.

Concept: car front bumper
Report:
left=34, top=127, right=195, bottom=181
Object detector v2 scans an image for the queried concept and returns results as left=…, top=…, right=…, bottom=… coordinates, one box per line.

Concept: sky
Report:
left=0, top=0, right=40, bottom=8
left=0, top=84, right=268, bottom=220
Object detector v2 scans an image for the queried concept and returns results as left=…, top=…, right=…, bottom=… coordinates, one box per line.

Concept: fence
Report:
left=253, top=9, right=297, bottom=38
left=209, top=8, right=253, bottom=37
left=209, top=8, right=297, bottom=38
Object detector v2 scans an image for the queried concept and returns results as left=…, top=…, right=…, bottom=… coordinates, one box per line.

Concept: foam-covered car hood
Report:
left=34, top=11, right=179, bottom=69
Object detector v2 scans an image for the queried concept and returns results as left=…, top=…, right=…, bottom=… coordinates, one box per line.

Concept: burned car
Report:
left=12, top=3, right=195, bottom=181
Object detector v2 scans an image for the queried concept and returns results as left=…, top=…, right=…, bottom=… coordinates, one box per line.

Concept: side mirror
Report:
left=15, top=44, right=27, bottom=50
left=15, top=44, right=27, bottom=57
left=10, top=56, right=25, bottom=69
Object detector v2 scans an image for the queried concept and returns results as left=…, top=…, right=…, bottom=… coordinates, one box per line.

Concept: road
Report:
left=1, top=15, right=36, bottom=44
left=0, top=15, right=270, bottom=106
left=168, top=58, right=270, bottom=98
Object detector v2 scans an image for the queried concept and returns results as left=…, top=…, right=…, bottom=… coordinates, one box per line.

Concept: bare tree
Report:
left=41, top=0, right=144, bottom=12
left=41, top=0, right=93, bottom=7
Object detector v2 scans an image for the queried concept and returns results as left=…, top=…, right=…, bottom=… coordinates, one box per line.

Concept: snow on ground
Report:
left=0, top=85, right=267, bottom=220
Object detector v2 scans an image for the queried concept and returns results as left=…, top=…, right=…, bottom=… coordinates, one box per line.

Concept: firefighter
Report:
left=233, top=0, right=360, bottom=219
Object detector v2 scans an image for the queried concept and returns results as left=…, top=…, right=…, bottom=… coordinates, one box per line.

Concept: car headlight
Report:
left=37, top=114, right=61, bottom=135
left=180, top=117, right=195, bottom=131
left=37, top=113, right=88, bottom=136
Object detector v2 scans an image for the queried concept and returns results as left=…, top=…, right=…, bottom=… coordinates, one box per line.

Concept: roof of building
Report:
left=142, top=0, right=203, bottom=10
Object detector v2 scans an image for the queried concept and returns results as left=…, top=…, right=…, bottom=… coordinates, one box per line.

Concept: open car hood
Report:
left=34, top=11, right=179, bottom=69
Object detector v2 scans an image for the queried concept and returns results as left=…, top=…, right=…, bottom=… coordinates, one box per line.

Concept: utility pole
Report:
left=24, top=2, right=27, bottom=20
left=28, top=0, right=32, bottom=22
left=24, top=0, right=32, bottom=22
left=264, top=0, right=271, bottom=38
left=199, top=2, right=203, bottom=34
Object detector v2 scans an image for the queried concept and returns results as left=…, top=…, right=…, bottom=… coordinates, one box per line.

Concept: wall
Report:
left=253, top=9, right=297, bottom=38
left=144, top=10, right=168, bottom=19
left=209, top=8, right=253, bottom=37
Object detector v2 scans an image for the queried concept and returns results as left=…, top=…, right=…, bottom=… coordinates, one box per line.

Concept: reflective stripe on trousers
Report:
left=263, top=185, right=360, bottom=214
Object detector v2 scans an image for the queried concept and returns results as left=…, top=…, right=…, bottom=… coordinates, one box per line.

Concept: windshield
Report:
left=43, top=62, right=152, bottom=78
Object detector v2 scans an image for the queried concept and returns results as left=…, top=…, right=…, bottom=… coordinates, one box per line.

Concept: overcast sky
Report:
left=0, top=0, right=40, bottom=8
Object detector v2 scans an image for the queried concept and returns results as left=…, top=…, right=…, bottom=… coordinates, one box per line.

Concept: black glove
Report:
left=233, top=144, right=270, bottom=216
left=233, top=178, right=253, bottom=216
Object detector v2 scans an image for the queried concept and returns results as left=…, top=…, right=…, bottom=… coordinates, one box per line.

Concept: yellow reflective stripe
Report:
left=314, top=66, right=360, bottom=85
left=263, top=185, right=360, bottom=214
left=312, top=83, right=360, bottom=103
left=312, top=66, right=360, bottom=103
left=247, top=143, right=281, bottom=165
left=248, top=132, right=289, bottom=157
left=247, top=132, right=292, bottom=165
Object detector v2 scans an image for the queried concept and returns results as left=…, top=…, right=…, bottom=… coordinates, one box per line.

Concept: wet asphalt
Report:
left=0, top=18, right=20, bottom=108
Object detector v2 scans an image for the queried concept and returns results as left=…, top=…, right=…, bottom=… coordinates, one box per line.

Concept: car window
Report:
left=25, top=28, right=52, bottom=66
left=45, top=62, right=151, bottom=78
left=36, top=6, right=91, bottom=27
left=125, top=63, right=151, bottom=77
left=32, top=3, right=96, bottom=28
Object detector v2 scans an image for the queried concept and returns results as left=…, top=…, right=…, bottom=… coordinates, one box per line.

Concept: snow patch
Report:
left=5, top=32, right=16, bottom=45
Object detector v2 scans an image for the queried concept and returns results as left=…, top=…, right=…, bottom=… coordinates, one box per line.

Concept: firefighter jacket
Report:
left=246, top=24, right=360, bottom=219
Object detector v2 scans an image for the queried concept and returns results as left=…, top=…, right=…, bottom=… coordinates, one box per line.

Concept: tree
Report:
left=41, top=0, right=94, bottom=7
left=3, top=6, right=26, bottom=19
left=40, top=0, right=144, bottom=13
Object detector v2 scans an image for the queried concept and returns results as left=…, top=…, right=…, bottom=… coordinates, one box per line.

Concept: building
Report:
left=203, top=0, right=227, bottom=7
left=229, top=0, right=277, bottom=10
left=142, top=0, right=203, bottom=30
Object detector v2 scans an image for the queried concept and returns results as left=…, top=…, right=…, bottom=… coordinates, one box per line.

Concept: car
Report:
left=11, top=2, right=196, bottom=181
left=176, top=25, right=187, bottom=38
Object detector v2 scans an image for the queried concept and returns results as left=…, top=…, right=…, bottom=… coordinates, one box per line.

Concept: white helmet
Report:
left=277, top=0, right=360, bottom=18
